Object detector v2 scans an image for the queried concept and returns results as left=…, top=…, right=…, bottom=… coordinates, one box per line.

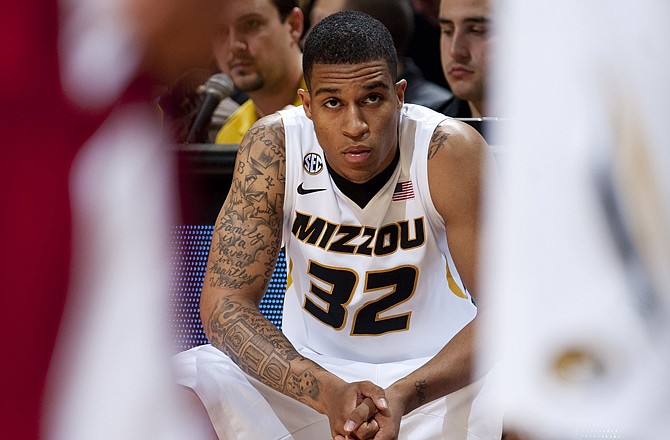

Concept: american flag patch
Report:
left=392, top=181, right=414, bottom=201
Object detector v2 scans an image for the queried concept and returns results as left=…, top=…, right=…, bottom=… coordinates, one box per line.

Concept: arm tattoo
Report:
left=208, top=296, right=323, bottom=403
left=204, top=119, right=325, bottom=405
left=415, top=379, right=427, bottom=406
left=428, top=129, right=450, bottom=160
left=208, top=121, right=286, bottom=291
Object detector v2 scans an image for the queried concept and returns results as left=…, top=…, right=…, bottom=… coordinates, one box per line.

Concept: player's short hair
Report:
left=302, top=11, right=398, bottom=89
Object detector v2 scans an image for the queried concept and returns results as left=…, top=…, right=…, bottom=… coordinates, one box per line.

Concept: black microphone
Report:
left=186, top=73, right=235, bottom=143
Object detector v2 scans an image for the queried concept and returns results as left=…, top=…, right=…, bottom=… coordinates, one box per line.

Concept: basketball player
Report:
left=174, top=11, right=503, bottom=439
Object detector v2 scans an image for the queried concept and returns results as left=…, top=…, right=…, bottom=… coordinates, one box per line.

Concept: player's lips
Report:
left=342, top=145, right=372, bottom=163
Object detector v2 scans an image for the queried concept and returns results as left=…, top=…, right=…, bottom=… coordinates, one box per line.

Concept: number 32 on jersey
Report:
left=302, top=260, right=418, bottom=336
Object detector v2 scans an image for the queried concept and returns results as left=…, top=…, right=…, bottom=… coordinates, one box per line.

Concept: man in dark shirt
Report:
left=439, top=0, right=493, bottom=117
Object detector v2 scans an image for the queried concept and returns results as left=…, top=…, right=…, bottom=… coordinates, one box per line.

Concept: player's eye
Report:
left=363, top=94, right=382, bottom=104
left=324, top=99, right=340, bottom=108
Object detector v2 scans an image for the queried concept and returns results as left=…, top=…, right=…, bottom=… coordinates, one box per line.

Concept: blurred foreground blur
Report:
left=481, top=1, right=670, bottom=439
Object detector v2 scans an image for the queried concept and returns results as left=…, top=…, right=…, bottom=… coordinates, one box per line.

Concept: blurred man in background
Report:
left=213, top=0, right=305, bottom=144
left=439, top=0, right=493, bottom=117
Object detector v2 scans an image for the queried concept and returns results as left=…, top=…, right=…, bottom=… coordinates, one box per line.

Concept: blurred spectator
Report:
left=213, top=0, right=305, bottom=144
left=439, top=0, right=493, bottom=117
left=407, top=0, right=450, bottom=89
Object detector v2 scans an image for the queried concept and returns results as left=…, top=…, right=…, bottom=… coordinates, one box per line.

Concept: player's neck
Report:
left=326, top=148, right=400, bottom=208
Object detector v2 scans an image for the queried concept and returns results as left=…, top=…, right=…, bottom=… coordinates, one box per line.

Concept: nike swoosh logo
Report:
left=297, top=183, right=326, bottom=195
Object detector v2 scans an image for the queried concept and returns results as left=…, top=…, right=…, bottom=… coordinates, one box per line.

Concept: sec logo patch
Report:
left=303, top=153, right=323, bottom=175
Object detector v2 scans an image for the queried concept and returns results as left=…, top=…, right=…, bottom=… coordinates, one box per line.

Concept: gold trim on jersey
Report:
left=446, top=262, right=468, bottom=299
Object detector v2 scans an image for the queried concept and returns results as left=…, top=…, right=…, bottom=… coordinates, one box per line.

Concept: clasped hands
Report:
left=324, top=380, right=406, bottom=440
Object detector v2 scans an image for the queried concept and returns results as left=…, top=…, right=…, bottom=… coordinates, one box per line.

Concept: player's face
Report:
left=212, top=0, right=302, bottom=93
left=439, top=0, right=492, bottom=112
left=299, top=60, right=406, bottom=184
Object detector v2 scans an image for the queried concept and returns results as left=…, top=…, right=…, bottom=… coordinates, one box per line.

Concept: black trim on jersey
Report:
left=325, top=148, right=400, bottom=208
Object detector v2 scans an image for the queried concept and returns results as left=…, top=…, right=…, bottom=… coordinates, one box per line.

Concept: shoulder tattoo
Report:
left=428, top=128, right=450, bottom=160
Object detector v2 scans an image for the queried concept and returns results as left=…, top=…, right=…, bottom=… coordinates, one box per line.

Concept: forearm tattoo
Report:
left=415, top=379, right=427, bottom=406
left=204, top=120, right=323, bottom=405
left=208, top=296, right=322, bottom=403
left=428, top=129, right=450, bottom=160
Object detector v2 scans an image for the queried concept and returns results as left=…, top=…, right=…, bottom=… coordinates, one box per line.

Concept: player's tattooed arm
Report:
left=200, top=115, right=336, bottom=411
left=382, top=119, right=488, bottom=416
left=207, top=293, right=388, bottom=436
left=207, top=117, right=286, bottom=293
left=207, top=295, right=326, bottom=405
left=414, top=379, right=427, bottom=406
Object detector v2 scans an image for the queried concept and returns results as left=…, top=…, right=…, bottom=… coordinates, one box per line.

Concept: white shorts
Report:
left=173, top=344, right=503, bottom=440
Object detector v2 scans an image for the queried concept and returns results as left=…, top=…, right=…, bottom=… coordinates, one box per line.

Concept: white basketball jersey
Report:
left=279, top=104, right=477, bottom=363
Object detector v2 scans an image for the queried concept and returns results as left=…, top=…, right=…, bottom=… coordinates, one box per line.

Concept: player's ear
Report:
left=298, top=88, right=313, bottom=119
left=395, top=79, right=407, bottom=108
